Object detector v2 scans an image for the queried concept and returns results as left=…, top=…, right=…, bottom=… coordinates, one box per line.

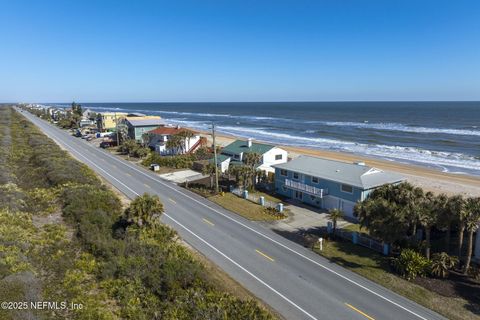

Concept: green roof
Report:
left=222, top=139, right=275, bottom=156
left=209, top=154, right=231, bottom=164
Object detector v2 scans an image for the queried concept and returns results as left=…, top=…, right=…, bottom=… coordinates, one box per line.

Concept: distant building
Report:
left=97, top=112, right=128, bottom=132
left=273, top=155, right=405, bottom=218
left=79, top=119, right=95, bottom=127
left=146, top=126, right=203, bottom=155
left=124, top=116, right=165, bottom=142
left=214, top=138, right=288, bottom=174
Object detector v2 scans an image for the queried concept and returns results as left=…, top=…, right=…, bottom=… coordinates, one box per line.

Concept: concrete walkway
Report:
left=268, top=199, right=351, bottom=232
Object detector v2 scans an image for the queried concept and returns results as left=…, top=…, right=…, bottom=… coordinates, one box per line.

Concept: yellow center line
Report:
left=125, top=172, right=132, bottom=177
left=255, top=249, right=275, bottom=262
left=143, top=183, right=151, bottom=188
left=168, top=198, right=176, bottom=204
left=345, top=303, right=375, bottom=320
left=202, top=218, right=215, bottom=226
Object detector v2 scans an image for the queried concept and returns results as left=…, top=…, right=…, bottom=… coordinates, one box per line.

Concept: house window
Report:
left=293, top=172, right=299, bottom=180
left=341, top=184, right=353, bottom=193
left=275, top=154, right=283, bottom=160
left=280, top=169, right=288, bottom=177
left=311, top=176, right=319, bottom=183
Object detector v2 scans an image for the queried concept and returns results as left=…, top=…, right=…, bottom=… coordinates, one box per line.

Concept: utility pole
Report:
left=114, top=112, right=120, bottom=146
left=212, top=122, right=219, bottom=194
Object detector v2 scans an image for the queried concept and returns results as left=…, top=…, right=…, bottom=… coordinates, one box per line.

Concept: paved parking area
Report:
left=268, top=199, right=351, bottom=232
left=159, top=169, right=207, bottom=184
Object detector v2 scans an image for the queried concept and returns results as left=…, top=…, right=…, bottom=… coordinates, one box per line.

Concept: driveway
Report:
left=269, top=199, right=351, bottom=232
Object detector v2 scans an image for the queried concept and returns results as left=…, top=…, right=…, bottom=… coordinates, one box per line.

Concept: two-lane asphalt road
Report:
left=18, top=108, right=445, bottom=320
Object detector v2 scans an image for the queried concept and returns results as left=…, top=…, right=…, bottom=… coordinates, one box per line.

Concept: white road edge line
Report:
left=25, top=111, right=430, bottom=320
left=87, top=138, right=429, bottom=320
left=163, top=213, right=318, bottom=320
left=26, top=115, right=318, bottom=320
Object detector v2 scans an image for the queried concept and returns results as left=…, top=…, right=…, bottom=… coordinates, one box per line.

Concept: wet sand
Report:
left=197, top=129, right=480, bottom=197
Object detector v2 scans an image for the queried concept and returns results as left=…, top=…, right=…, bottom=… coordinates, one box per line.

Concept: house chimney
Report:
left=247, top=138, right=252, bottom=148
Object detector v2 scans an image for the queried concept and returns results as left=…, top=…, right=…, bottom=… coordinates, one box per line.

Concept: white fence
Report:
left=330, top=225, right=388, bottom=255
left=231, top=187, right=279, bottom=209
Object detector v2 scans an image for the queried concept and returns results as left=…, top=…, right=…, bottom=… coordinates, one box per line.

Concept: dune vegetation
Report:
left=0, top=106, right=274, bottom=320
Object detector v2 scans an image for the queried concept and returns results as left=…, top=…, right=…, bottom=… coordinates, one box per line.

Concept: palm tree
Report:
left=166, top=134, right=183, bottom=155
left=329, top=208, right=343, bottom=237
left=124, top=193, right=164, bottom=228
left=243, top=152, right=262, bottom=190
left=405, top=185, right=425, bottom=238
left=463, top=197, right=480, bottom=274
left=440, top=195, right=463, bottom=252
left=202, top=163, right=217, bottom=189
left=417, top=192, right=436, bottom=259
left=178, top=129, right=195, bottom=153
left=455, top=197, right=468, bottom=260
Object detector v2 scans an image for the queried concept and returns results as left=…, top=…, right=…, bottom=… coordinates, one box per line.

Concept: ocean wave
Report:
left=322, top=121, right=480, bottom=137
left=86, top=106, right=480, bottom=137
left=216, top=126, right=480, bottom=173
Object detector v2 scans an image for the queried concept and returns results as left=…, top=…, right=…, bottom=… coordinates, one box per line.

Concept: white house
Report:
left=146, top=126, right=203, bottom=155
left=215, top=138, right=288, bottom=174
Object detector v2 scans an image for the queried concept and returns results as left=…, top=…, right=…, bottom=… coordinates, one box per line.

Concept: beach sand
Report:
left=197, top=129, right=480, bottom=197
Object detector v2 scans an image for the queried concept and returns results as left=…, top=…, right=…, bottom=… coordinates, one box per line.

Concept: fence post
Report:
left=327, top=221, right=333, bottom=234
left=243, top=190, right=248, bottom=199
left=383, top=243, right=389, bottom=256
left=259, top=196, right=265, bottom=206
left=352, top=232, right=358, bottom=244
left=277, top=203, right=284, bottom=212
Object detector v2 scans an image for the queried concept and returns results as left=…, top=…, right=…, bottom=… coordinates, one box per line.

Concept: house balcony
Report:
left=284, top=179, right=328, bottom=197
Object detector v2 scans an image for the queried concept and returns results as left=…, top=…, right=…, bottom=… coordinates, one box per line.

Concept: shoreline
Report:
left=192, top=128, right=480, bottom=197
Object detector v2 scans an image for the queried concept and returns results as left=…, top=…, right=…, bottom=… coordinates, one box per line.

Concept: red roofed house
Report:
left=146, top=126, right=203, bottom=155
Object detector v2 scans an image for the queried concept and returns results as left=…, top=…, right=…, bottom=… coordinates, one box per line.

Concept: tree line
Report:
left=354, top=182, right=480, bottom=277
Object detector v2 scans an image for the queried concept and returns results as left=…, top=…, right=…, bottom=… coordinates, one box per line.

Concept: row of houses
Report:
left=207, top=137, right=405, bottom=219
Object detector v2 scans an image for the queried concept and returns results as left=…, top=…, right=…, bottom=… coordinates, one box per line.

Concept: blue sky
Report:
left=1, top=0, right=479, bottom=102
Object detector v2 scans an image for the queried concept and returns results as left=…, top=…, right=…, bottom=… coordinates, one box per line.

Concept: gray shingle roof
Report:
left=126, top=119, right=166, bottom=127
left=273, top=155, right=404, bottom=189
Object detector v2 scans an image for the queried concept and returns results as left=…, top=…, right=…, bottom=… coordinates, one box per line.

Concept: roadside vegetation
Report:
left=304, top=182, right=480, bottom=320
left=0, top=106, right=275, bottom=320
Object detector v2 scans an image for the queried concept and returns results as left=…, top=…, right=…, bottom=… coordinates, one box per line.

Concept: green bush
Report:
left=142, top=153, right=196, bottom=169
left=392, top=249, right=431, bottom=280
left=430, top=252, right=458, bottom=278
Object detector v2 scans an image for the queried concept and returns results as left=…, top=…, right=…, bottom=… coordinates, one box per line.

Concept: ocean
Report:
left=53, top=102, right=480, bottom=176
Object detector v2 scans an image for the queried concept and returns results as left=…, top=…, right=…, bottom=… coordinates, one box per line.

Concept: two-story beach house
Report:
left=215, top=139, right=288, bottom=174
left=123, top=116, right=165, bottom=142
left=273, top=155, right=405, bottom=218
left=146, top=126, right=204, bottom=155
left=97, top=112, right=128, bottom=132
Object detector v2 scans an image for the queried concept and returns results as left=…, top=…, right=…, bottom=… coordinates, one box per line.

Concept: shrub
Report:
left=430, top=252, right=458, bottom=278
left=392, top=249, right=430, bottom=280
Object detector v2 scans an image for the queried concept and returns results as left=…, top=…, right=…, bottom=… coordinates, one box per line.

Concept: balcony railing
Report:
left=284, top=179, right=327, bottom=197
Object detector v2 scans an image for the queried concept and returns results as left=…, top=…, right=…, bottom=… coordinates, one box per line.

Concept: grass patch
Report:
left=208, top=193, right=286, bottom=221
left=314, top=239, right=476, bottom=320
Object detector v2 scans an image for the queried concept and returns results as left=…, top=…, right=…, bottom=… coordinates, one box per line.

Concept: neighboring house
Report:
left=124, top=116, right=166, bottom=142
left=146, top=126, right=203, bottom=155
left=97, top=112, right=128, bottom=132
left=79, top=119, right=95, bottom=127
left=273, top=155, right=405, bottom=218
left=215, top=138, right=287, bottom=173
left=82, top=108, right=94, bottom=120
